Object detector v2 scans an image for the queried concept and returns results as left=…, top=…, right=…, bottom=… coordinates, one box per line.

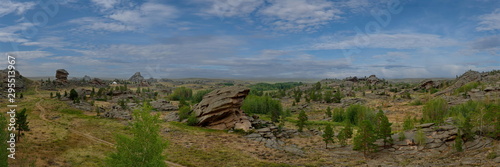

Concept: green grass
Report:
left=60, top=108, right=83, bottom=115
left=168, top=121, right=223, bottom=133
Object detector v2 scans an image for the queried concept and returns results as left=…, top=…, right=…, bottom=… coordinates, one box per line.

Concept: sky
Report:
left=0, top=0, right=499, bottom=79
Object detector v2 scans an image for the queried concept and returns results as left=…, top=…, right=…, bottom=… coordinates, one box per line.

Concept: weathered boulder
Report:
left=435, top=70, right=481, bottom=96
left=55, top=69, right=69, bottom=83
left=82, top=75, right=91, bottom=82
left=151, top=99, right=178, bottom=111
left=101, top=105, right=131, bottom=120
left=129, top=72, right=144, bottom=83
left=367, top=74, right=380, bottom=85
left=0, top=69, right=26, bottom=91
left=193, top=86, right=251, bottom=130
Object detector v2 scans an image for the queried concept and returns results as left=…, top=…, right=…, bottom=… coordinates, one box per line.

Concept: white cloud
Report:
left=476, top=8, right=500, bottom=31
left=68, top=17, right=136, bottom=32
left=372, top=52, right=410, bottom=62
left=0, top=22, right=34, bottom=43
left=109, top=2, right=177, bottom=26
left=90, top=0, right=119, bottom=10
left=311, top=33, right=459, bottom=50
left=70, top=2, right=177, bottom=32
left=0, top=0, right=35, bottom=17
left=3, top=51, right=53, bottom=60
left=259, top=0, right=342, bottom=32
left=201, top=0, right=264, bottom=18
left=22, top=36, right=68, bottom=48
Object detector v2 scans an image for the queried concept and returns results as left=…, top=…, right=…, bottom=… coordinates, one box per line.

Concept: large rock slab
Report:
left=193, top=86, right=251, bottom=130
left=55, top=69, right=69, bottom=83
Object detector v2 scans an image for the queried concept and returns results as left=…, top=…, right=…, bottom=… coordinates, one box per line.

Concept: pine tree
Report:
left=0, top=113, right=9, bottom=166
left=64, top=91, right=67, bottom=97
left=20, top=93, right=23, bottom=98
left=454, top=132, right=463, bottom=152
left=322, top=124, right=335, bottom=148
left=353, top=120, right=377, bottom=157
left=337, top=123, right=352, bottom=147
left=325, top=106, right=332, bottom=118
left=296, top=110, right=308, bottom=132
left=69, top=89, right=78, bottom=100
left=106, top=104, right=168, bottom=167
left=376, top=110, right=393, bottom=147
left=50, top=92, right=53, bottom=98
left=15, top=108, right=30, bottom=142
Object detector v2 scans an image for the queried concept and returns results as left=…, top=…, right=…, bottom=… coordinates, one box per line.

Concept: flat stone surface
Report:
left=416, top=123, right=435, bottom=128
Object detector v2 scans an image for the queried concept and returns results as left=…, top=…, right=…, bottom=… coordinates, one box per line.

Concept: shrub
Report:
left=345, top=104, right=374, bottom=126
left=454, top=81, right=481, bottom=94
left=296, top=110, right=308, bottom=132
left=106, top=104, right=167, bottom=167
left=241, top=95, right=283, bottom=123
left=415, top=129, right=426, bottom=146
left=187, top=114, right=198, bottom=126
left=178, top=106, right=191, bottom=120
left=403, top=115, right=414, bottom=130
left=191, top=89, right=213, bottom=103
left=422, top=98, right=448, bottom=123
left=332, top=107, right=344, bottom=122
left=169, top=87, right=193, bottom=101
left=398, top=131, right=406, bottom=141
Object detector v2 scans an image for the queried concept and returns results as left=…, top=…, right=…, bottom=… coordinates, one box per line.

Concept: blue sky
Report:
left=0, top=0, right=499, bottom=79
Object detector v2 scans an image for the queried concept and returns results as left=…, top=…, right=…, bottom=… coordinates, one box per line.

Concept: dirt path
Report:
left=34, top=87, right=185, bottom=167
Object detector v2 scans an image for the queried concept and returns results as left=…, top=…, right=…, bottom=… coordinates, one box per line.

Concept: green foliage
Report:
left=241, top=95, right=283, bottom=123
left=248, top=82, right=302, bottom=92
left=50, top=92, right=53, bottom=98
left=60, top=108, right=83, bottom=115
left=170, top=87, right=193, bottom=101
left=353, top=120, right=377, bottom=156
left=403, top=115, right=415, bottom=130
left=179, top=106, right=192, bottom=120
left=398, top=131, right=406, bottom=141
left=345, top=104, right=374, bottom=126
left=487, top=151, right=497, bottom=159
left=187, top=113, right=199, bottom=126
left=325, top=106, right=332, bottom=118
left=296, top=110, right=308, bottom=132
left=337, top=122, right=353, bottom=146
left=454, top=81, right=481, bottom=94
left=106, top=104, right=168, bottom=167
left=293, top=88, right=302, bottom=103
left=192, top=89, right=213, bottom=103
left=69, top=89, right=78, bottom=100
left=16, top=108, right=30, bottom=142
left=410, top=99, right=422, bottom=106
left=454, top=132, right=463, bottom=152
left=415, top=129, right=426, bottom=146
left=0, top=113, right=9, bottom=166
left=375, top=110, right=393, bottom=147
left=323, top=90, right=334, bottom=103
left=332, top=90, right=344, bottom=103
left=322, top=124, right=335, bottom=148
left=178, top=98, right=189, bottom=108
left=332, top=107, right=345, bottom=122
left=422, top=98, right=448, bottom=123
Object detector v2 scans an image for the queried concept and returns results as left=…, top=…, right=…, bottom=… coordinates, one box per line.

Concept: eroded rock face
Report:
left=435, top=71, right=481, bottom=96
left=129, top=72, right=144, bottom=83
left=55, top=69, right=69, bottom=83
left=193, top=86, right=251, bottom=130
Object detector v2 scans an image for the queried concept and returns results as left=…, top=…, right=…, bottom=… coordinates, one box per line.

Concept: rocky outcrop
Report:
left=341, top=97, right=367, bottom=107
left=82, top=75, right=91, bottom=82
left=0, top=69, right=26, bottom=91
left=129, top=72, right=144, bottom=83
left=435, top=71, right=481, bottom=96
left=367, top=75, right=381, bottom=85
left=90, top=78, right=106, bottom=86
left=243, top=118, right=304, bottom=155
left=151, top=99, right=178, bottom=111
left=193, top=86, right=251, bottom=131
left=387, top=118, right=492, bottom=154
left=414, top=79, right=440, bottom=91
left=101, top=105, right=131, bottom=120
left=55, top=69, right=69, bottom=83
